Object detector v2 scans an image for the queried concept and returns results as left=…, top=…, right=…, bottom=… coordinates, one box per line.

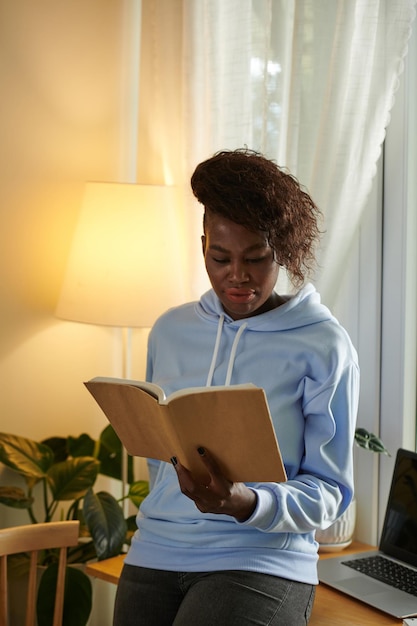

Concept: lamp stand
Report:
left=120, top=327, right=132, bottom=515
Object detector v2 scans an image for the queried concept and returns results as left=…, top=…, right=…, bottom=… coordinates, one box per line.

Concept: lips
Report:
left=225, top=288, right=255, bottom=303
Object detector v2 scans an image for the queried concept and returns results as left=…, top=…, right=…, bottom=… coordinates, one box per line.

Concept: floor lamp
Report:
left=56, top=182, right=185, bottom=508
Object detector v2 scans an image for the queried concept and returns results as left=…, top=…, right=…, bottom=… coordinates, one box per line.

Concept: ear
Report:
left=201, top=235, right=206, bottom=256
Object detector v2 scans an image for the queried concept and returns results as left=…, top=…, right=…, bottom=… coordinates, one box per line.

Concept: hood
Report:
left=195, top=283, right=334, bottom=332
left=196, top=283, right=335, bottom=387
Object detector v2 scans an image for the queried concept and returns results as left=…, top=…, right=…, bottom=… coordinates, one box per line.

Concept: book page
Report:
left=87, top=377, right=166, bottom=402
left=166, top=382, right=256, bottom=403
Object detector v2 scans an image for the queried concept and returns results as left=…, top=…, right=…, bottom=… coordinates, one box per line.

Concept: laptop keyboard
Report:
left=342, top=555, right=417, bottom=596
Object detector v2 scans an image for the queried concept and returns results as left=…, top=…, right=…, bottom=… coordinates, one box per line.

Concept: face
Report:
left=202, top=213, right=280, bottom=320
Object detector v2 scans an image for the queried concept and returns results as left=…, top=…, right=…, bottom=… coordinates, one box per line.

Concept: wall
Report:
left=0, top=2, right=146, bottom=440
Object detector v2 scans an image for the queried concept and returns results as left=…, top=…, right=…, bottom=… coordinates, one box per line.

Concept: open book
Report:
left=84, top=377, right=287, bottom=484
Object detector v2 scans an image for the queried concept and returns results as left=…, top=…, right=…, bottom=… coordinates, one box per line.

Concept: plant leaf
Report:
left=354, top=428, right=390, bottom=455
left=0, top=433, right=54, bottom=483
left=83, top=489, right=127, bottom=560
left=0, top=485, right=33, bottom=508
left=67, top=433, right=96, bottom=458
left=37, top=564, right=92, bottom=626
left=366, top=435, right=391, bottom=455
left=98, top=424, right=134, bottom=482
left=128, top=480, right=149, bottom=508
left=7, top=552, right=31, bottom=578
left=47, top=457, right=100, bottom=501
left=41, top=437, right=68, bottom=462
left=67, top=540, right=97, bottom=565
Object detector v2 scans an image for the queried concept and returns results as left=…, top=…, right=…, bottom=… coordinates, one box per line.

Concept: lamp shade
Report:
left=56, top=182, right=185, bottom=328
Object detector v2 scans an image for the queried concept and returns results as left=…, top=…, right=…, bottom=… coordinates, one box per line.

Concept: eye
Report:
left=246, top=256, right=267, bottom=264
left=212, top=257, right=229, bottom=264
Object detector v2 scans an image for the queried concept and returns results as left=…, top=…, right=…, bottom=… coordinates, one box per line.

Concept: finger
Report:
left=196, top=446, right=220, bottom=474
left=171, top=455, right=207, bottom=496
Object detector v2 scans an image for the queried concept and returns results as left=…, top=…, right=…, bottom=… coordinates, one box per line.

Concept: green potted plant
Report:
left=0, top=426, right=148, bottom=626
left=316, top=427, right=390, bottom=549
left=353, top=427, right=390, bottom=456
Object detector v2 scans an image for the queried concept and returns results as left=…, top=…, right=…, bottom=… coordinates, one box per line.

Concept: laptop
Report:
left=317, top=448, right=417, bottom=619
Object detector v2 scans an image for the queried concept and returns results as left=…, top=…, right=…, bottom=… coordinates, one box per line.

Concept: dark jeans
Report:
left=113, top=565, right=316, bottom=625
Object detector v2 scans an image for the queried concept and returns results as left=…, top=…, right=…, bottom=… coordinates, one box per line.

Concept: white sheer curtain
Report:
left=181, top=0, right=416, bottom=305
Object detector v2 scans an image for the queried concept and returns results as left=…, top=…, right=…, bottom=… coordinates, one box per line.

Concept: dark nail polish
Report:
left=170, top=456, right=178, bottom=466
left=197, top=446, right=205, bottom=456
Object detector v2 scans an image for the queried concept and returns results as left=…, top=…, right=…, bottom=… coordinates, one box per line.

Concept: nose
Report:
left=228, top=260, right=249, bottom=283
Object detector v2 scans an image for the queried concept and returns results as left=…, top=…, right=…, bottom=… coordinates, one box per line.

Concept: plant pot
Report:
left=316, top=498, right=357, bottom=551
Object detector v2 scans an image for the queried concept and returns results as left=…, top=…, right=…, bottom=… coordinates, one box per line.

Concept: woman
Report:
left=113, top=149, right=359, bottom=625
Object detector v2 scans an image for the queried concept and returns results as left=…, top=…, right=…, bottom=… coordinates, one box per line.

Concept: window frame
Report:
left=379, top=23, right=417, bottom=537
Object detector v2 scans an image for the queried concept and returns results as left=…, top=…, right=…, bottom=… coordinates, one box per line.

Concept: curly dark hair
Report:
left=191, top=148, right=322, bottom=286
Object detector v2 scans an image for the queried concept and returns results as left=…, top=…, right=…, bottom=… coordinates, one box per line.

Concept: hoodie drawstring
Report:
left=225, top=323, right=247, bottom=385
left=206, top=315, right=247, bottom=387
left=206, top=315, right=224, bottom=386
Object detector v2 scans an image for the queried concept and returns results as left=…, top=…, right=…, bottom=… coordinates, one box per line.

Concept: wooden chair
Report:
left=0, top=520, right=80, bottom=626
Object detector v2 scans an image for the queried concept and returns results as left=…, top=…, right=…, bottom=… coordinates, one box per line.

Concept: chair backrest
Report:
left=0, top=521, right=80, bottom=626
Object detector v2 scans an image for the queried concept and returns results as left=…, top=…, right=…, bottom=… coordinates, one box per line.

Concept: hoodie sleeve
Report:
left=240, top=361, right=359, bottom=533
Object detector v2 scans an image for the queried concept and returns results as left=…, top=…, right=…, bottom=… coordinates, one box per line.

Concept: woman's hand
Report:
left=171, top=447, right=257, bottom=522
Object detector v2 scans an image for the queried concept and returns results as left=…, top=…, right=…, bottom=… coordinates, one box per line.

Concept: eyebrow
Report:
left=208, top=243, right=269, bottom=254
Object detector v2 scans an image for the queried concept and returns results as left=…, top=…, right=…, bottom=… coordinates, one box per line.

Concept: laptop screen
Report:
left=379, top=448, right=417, bottom=568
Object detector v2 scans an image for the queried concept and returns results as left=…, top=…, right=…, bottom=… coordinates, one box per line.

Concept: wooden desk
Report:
left=86, top=542, right=402, bottom=625
left=313, top=542, right=402, bottom=625
left=86, top=553, right=126, bottom=586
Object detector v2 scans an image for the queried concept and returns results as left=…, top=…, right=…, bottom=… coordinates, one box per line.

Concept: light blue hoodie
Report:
left=125, top=284, right=359, bottom=585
